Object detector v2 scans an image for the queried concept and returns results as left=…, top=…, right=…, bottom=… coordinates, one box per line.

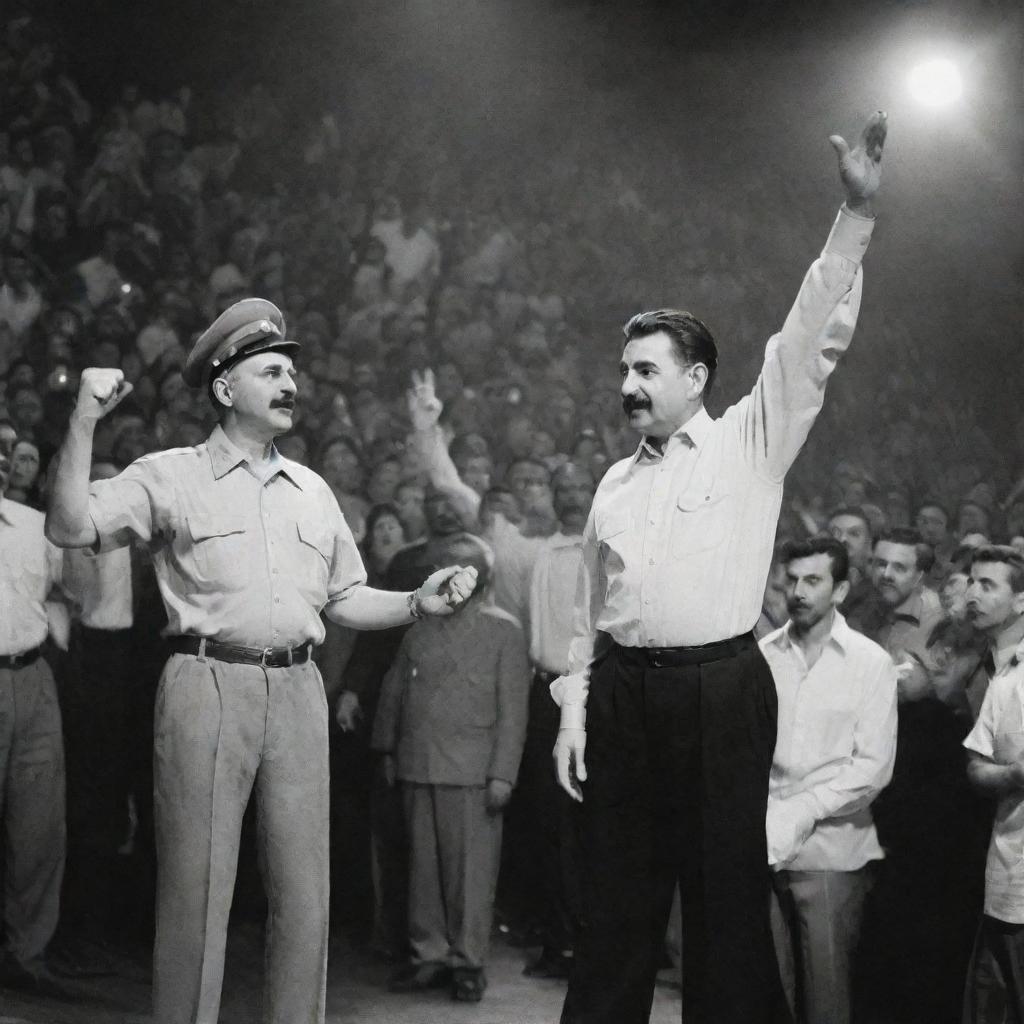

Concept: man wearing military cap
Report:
left=46, top=298, right=479, bottom=1024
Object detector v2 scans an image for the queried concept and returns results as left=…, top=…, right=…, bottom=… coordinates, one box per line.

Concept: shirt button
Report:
left=649, top=519, right=655, bottom=526
left=274, top=596, right=281, bottom=605
left=648, top=558, right=654, bottom=565
left=272, top=568, right=279, bottom=575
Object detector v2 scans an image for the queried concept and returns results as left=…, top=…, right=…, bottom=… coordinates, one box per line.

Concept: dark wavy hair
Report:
left=622, top=309, right=719, bottom=396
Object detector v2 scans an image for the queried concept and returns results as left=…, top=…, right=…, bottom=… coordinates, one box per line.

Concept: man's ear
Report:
left=688, top=362, right=709, bottom=398
left=833, top=579, right=851, bottom=606
left=211, top=375, right=232, bottom=409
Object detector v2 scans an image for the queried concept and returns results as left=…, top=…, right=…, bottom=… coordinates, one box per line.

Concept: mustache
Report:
left=270, top=398, right=295, bottom=410
left=622, top=394, right=650, bottom=414
left=787, top=600, right=810, bottom=613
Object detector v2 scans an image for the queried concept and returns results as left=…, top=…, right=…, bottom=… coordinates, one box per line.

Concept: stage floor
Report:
left=1, top=923, right=683, bottom=1023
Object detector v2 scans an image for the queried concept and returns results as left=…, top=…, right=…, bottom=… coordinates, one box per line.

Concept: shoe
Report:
left=452, top=967, right=487, bottom=1002
left=523, top=948, right=573, bottom=979
left=388, top=961, right=452, bottom=992
left=0, top=959, right=85, bottom=1003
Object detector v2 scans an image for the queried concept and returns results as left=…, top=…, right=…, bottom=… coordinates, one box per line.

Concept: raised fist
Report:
left=76, top=367, right=134, bottom=422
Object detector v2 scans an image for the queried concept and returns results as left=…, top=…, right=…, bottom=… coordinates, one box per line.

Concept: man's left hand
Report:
left=416, top=565, right=479, bottom=616
left=486, top=778, right=513, bottom=812
left=830, top=111, right=887, bottom=215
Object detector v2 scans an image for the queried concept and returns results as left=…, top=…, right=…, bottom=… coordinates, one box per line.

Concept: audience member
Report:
left=763, top=537, right=896, bottom=1024
left=372, top=533, right=529, bottom=1003
left=0, top=446, right=73, bottom=999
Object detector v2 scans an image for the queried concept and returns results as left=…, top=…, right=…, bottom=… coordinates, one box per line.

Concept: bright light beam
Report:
left=908, top=58, right=963, bottom=107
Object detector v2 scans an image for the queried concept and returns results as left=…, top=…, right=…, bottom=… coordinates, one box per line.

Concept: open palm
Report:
left=829, top=111, right=887, bottom=205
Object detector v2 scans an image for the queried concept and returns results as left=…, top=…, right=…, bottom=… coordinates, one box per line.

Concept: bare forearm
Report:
left=968, top=757, right=1024, bottom=796
left=46, top=414, right=99, bottom=548
left=325, top=585, right=414, bottom=630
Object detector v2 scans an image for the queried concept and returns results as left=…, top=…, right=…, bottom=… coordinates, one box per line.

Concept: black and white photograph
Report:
left=0, top=0, right=1020, bottom=1021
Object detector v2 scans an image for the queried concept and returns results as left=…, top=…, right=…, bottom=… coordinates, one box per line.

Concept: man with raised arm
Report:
left=550, top=114, right=887, bottom=1024
left=45, top=298, right=477, bottom=1024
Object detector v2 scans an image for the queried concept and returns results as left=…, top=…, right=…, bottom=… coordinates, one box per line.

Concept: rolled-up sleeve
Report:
left=321, top=485, right=368, bottom=603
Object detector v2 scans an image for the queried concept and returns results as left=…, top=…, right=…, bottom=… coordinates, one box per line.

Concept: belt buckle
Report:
left=260, top=647, right=273, bottom=667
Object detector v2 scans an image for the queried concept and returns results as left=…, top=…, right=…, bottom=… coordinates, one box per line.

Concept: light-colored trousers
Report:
left=0, top=658, right=66, bottom=971
left=152, top=653, right=330, bottom=1024
left=402, top=782, right=502, bottom=970
left=770, top=866, right=873, bottom=1024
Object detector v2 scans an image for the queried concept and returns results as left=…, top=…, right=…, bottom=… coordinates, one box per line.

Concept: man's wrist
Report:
left=70, top=409, right=99, bottom=431
left=559, top=702, right=586, bottom=731
left=842, top=198, right=874, bottom=220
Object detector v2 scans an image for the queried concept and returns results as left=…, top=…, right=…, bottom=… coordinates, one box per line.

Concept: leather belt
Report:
left=0, top=646, right=42, bottom=670
left=168, top=636, right=313, bottom=668
left=626, top=632, right=757, bottom=668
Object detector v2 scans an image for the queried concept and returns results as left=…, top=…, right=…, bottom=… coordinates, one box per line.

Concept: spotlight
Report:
left=908, top=58, right=963, bottom=107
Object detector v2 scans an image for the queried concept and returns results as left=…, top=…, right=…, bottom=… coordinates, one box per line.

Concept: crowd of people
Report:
left=1, top=6, right=1023, bottom=1022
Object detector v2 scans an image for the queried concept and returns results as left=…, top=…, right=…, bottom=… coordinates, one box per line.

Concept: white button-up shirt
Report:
left=0, top=497, right=64, bottom=655
left=761, top=612, right=898, bottom=870
left=529, top=531, right=585, bottom=675
left=964, top=662, right=1024, bottom=924
left=553, top=207, right=873, bottom=708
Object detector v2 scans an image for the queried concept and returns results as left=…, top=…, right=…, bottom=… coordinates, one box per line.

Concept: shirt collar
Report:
left=773, top=609, right=851, bottom=654
left=206, top=424, right=303, bottom=489
left=993, top=614, right=1024, bottom=672
left=632, top=406, right=713, bottom=463
left=891, top=588, right=925, bottom=625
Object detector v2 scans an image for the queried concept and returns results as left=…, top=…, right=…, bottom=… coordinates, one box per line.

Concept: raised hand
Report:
left=75, top=367, right=134, bottom=422
left=414, top=564, right=479, bottom=617
left=407, top=368, right=443, bottom=432
left=829, top=111, right=887, bottom=215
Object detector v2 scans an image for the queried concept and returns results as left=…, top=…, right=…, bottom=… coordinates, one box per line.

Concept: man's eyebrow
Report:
left=621, top=358, right=660, bottom=371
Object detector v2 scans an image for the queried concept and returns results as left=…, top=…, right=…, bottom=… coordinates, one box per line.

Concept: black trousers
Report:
left=511, top=669, right=579, bottom=950
left=61, top=624, right=134, bottom=938
left=963, top=915, right=1024, bottom=1024
left=560, top=638, right=783, bottom=1024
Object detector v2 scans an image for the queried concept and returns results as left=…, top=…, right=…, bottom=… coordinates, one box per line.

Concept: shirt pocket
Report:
left=186, top=514, right=252, bottom=591
left=294, top=519, right=333, bottom=603
left=670, top=481, right=731, bottom=560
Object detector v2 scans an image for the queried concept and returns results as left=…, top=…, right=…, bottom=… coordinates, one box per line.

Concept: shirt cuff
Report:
left=550, top=671, right=588, bottom=707
left=766, top=792, right=821, bottom=866
left=559, top=702, right=586, bottom=730
left=824, top=206, right=875, bottom=266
